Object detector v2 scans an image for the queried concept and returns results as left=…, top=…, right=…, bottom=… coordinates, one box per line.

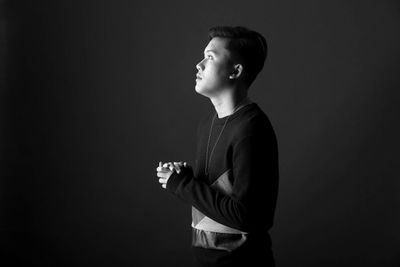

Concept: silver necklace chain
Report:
left=204, top=99, right=250, bottom=176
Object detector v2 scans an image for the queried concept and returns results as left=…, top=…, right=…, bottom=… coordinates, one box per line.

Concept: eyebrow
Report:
left=204, top=49, right=217, bottom=55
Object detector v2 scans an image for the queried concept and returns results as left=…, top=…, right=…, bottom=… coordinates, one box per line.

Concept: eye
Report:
left=207, top=55, right=213, bottom=60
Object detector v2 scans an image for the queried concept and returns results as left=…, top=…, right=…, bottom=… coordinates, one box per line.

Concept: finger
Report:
left=158, top=160, right=173, bottom=171
left=157, top=166, right=170, bottom=172
left=173, top=163, right=181, bottom=174
left=184, top=162, right=187, bottom=167
left=162, top=184, right=166, bottom=189
left=159, top=178, right=166, bottom=184
left=157, top=172, right=169, bottom=178
left=167, top=162, right=175, bottom=171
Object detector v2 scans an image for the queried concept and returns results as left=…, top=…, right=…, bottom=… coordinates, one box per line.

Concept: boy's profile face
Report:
left=195, top=37, right=234, bottom=97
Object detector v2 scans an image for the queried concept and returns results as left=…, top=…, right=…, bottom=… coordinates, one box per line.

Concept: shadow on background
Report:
left=1, top=0, right=400, bottom=266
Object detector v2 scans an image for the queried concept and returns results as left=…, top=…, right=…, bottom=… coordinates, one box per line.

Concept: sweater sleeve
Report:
left=166, top=132, right=278, bottom=232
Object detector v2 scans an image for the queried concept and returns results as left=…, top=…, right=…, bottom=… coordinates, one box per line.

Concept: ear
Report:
left=229, top=64, right=244, bottom=79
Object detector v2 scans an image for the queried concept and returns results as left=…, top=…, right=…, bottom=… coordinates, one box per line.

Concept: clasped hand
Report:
left=156, top=161, right=187, bottom=189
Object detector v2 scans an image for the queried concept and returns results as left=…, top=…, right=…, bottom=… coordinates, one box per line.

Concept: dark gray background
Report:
left=1, top=0, right=400, bottom=266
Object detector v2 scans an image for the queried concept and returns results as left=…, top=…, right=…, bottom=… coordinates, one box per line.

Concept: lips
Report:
left=196, top=74, right=202, bottom=80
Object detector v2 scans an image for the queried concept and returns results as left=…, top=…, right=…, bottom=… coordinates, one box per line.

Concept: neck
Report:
left=210, top=90, right=252, bottom=119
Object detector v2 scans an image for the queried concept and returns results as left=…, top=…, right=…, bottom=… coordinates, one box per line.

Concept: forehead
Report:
left=204, top=37, right=230, bottom=55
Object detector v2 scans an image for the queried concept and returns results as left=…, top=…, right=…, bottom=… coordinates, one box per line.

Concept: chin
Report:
left=195, top=80, right=220, bottom=97
left=195, top=84, right=202, bottom=93
left=195, top=84, right=210, bottom=97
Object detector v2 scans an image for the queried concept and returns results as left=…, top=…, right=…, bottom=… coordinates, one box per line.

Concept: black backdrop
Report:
left=2, top=0, right=400, bottom=266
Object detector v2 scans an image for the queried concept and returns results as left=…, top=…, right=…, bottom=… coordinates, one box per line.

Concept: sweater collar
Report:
left=213, top=102, right=257, bottom=125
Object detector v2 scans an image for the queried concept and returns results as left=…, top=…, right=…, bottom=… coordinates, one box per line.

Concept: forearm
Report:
left=167, top=170, right=250, bottom=231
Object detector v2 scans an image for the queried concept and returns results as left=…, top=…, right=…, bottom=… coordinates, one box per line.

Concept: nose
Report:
left=196, top=59, right=205, bottom=72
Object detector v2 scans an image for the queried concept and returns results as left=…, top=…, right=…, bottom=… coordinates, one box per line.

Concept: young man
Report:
left=156, top=26, right=279, bottom=267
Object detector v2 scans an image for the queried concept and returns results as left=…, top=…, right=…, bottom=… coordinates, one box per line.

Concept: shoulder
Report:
left=232, top=103, right=275, bottom=139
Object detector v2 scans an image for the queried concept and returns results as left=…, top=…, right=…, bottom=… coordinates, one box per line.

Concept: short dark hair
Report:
left=208, top=26, right=268, bottom=87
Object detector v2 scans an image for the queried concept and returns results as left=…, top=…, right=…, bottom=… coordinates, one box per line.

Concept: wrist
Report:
left=166, top=171, right=183, bottom=192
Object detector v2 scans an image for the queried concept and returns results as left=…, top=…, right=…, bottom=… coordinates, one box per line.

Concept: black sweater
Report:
left=166, top=102, right=279, bottom=264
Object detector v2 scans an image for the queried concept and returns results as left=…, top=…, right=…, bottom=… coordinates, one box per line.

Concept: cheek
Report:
left=207, top=62, right=228, bottom=78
